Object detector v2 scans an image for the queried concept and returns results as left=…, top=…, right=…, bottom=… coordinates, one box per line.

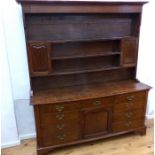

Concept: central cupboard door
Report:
left=81, top=107, right=112, bottom=138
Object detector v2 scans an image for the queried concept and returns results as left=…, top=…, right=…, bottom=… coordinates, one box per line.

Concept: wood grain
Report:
left=31, top=80, right=150, bottom=105
left=18, top=1, right=150, bottom=155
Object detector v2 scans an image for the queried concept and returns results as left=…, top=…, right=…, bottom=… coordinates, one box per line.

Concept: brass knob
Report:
left=56, top=124, right=65, bottom=130
left=32, top=45, right=46, bottom=49
left=55, top=105, right=64, bottom=112
left=93, top=100, right=101, bottom=106
left=57, top=134, right=66, bottom=140
left=126, top=96, right=134, bottom=101
left=56, top=114, right=64, bottom=120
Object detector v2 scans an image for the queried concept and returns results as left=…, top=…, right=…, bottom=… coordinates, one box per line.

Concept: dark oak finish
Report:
left=28, top=42, right=52, bottom=76
left=81, top=106, right=112, bottom=138
left=17, top=0, right=150, bottom=155
left=121, top=37, right=138, bottom=67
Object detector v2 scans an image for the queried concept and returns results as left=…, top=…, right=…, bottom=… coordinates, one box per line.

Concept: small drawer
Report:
left=112, top=119, right=144, bottom=133
left=40, top=111, right=79, bottom=126
left=39, top=102, right=79, bottom=113
left=41, top=121, right=80, bottom=135
left=113, top=109, right=144, bottom=123
left=80, top=97, right=113, bottom=109
left=115, top=91, right=146, bottom=104
left=113, top=101, right=144, bottom=113
left=41, top=122, right=80, bottom=146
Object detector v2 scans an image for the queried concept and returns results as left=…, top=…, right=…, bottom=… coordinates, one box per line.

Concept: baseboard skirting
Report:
left=19, top=132, right=36, bottom=140
left=1, top=140, right=21, bottom=149
left=146, top=114, right=154, bottom=119
left=1, top=133, right=36, bottom=149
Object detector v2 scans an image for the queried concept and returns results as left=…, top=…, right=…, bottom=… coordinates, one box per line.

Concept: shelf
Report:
left=51, top=65, right=121, bottom=76
left=32, top=80, right=151, bottom=105
left=52, top=51, right=120, bottom=60
left=27, top=36, right=127, bottom=44
left=51, top=55, right=120, bottom=76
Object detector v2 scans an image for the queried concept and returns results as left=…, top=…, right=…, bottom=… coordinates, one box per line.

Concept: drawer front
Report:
left=113, top=109, right=144, bottom=123
left=39, top=102, right=79, bottom=113
left=80, top=97, right=113, bottom=109
left=114, top=101, right=144, bottom=113
left=41, top=122, right=80, bottom=146
left=112, top=119, right=144, bottom=133
left=40, top=111, right=79, bottom=126
left=115, top=91, right=146, bottom=104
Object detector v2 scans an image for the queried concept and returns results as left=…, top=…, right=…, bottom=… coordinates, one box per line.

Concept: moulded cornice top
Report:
left=16, top=0, right=148, bottom=5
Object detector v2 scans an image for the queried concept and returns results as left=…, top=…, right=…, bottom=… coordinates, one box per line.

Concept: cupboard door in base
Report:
left=81, top=107, right=112, bottom=138
left=28, top=42, right=52, bottom=76
left=121, top=37, right=138, bottom=67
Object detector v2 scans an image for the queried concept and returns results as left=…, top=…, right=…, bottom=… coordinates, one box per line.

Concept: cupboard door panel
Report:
left=28, top=43, right=52, bottom=76
left=121, top=37, right=138, bottom=67
left=81, top=107, right=112, bottom=138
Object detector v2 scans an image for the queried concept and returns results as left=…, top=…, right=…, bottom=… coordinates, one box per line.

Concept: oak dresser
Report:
left=16, top=0, right=151, bottom=155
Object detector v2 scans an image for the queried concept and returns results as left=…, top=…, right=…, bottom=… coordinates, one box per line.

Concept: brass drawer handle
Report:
left=93, top=100, right=101, bottom=106
left=55, top=105, right=64, bottom=112
left=57, top=134, right=66, bottom=140
left=125, top=112, right=133, bottom=118
left=126, top=96, right=134, bottom=101
left=125, top=122, right=132, bottom=127
left=32, top=45, right=46, bottom=49
left=56, top=114, right=64, bottom=120
left=56, top=124, right=65, bottom=130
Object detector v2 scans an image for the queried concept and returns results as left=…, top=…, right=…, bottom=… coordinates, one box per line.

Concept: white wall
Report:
left=0, top=0, right=35, bottom=148
left=137, top=0, right=155, bottom=118
left=1, top=0, right=154, bottom=148
left=0, top=7, right=20, bottom=148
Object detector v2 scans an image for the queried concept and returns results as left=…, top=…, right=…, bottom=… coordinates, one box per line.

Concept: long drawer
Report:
left=80, top=97, right=113, bottom=109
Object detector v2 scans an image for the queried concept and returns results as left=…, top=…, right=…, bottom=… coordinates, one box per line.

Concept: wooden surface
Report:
left=16, top=0, right=147, bottom=14
left=19, top=1, right=150, bottom=155
left=32, top=80, right=150, bottom=104
left=2, top=119, right=153, bottom=155
left=16, top=0, right=148, bottom=4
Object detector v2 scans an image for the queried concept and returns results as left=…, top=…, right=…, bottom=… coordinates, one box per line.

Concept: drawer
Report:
left=41, top=122, right=80, bottom=146
left=115, top=91, right=146, bottom=104
left=112, top=119, right=144, bottom=133
left=80, top=97, right=113, bottom=109
left=113, top=101, right=144, bottom=113
left=39, top=102, right=79, bottom=113
left=40, top=111, right=79, bottom=126
left=113, top=109, right=144, bottom=123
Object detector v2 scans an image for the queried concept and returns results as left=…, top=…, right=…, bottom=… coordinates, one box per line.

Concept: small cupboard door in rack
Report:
left=120, top=37, right=138, bottom=67
left=28, top=42, right=52, bottom=76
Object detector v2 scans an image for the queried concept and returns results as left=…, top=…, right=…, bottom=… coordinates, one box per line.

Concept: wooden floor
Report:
left=2, top=119, right=154, bottom=155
